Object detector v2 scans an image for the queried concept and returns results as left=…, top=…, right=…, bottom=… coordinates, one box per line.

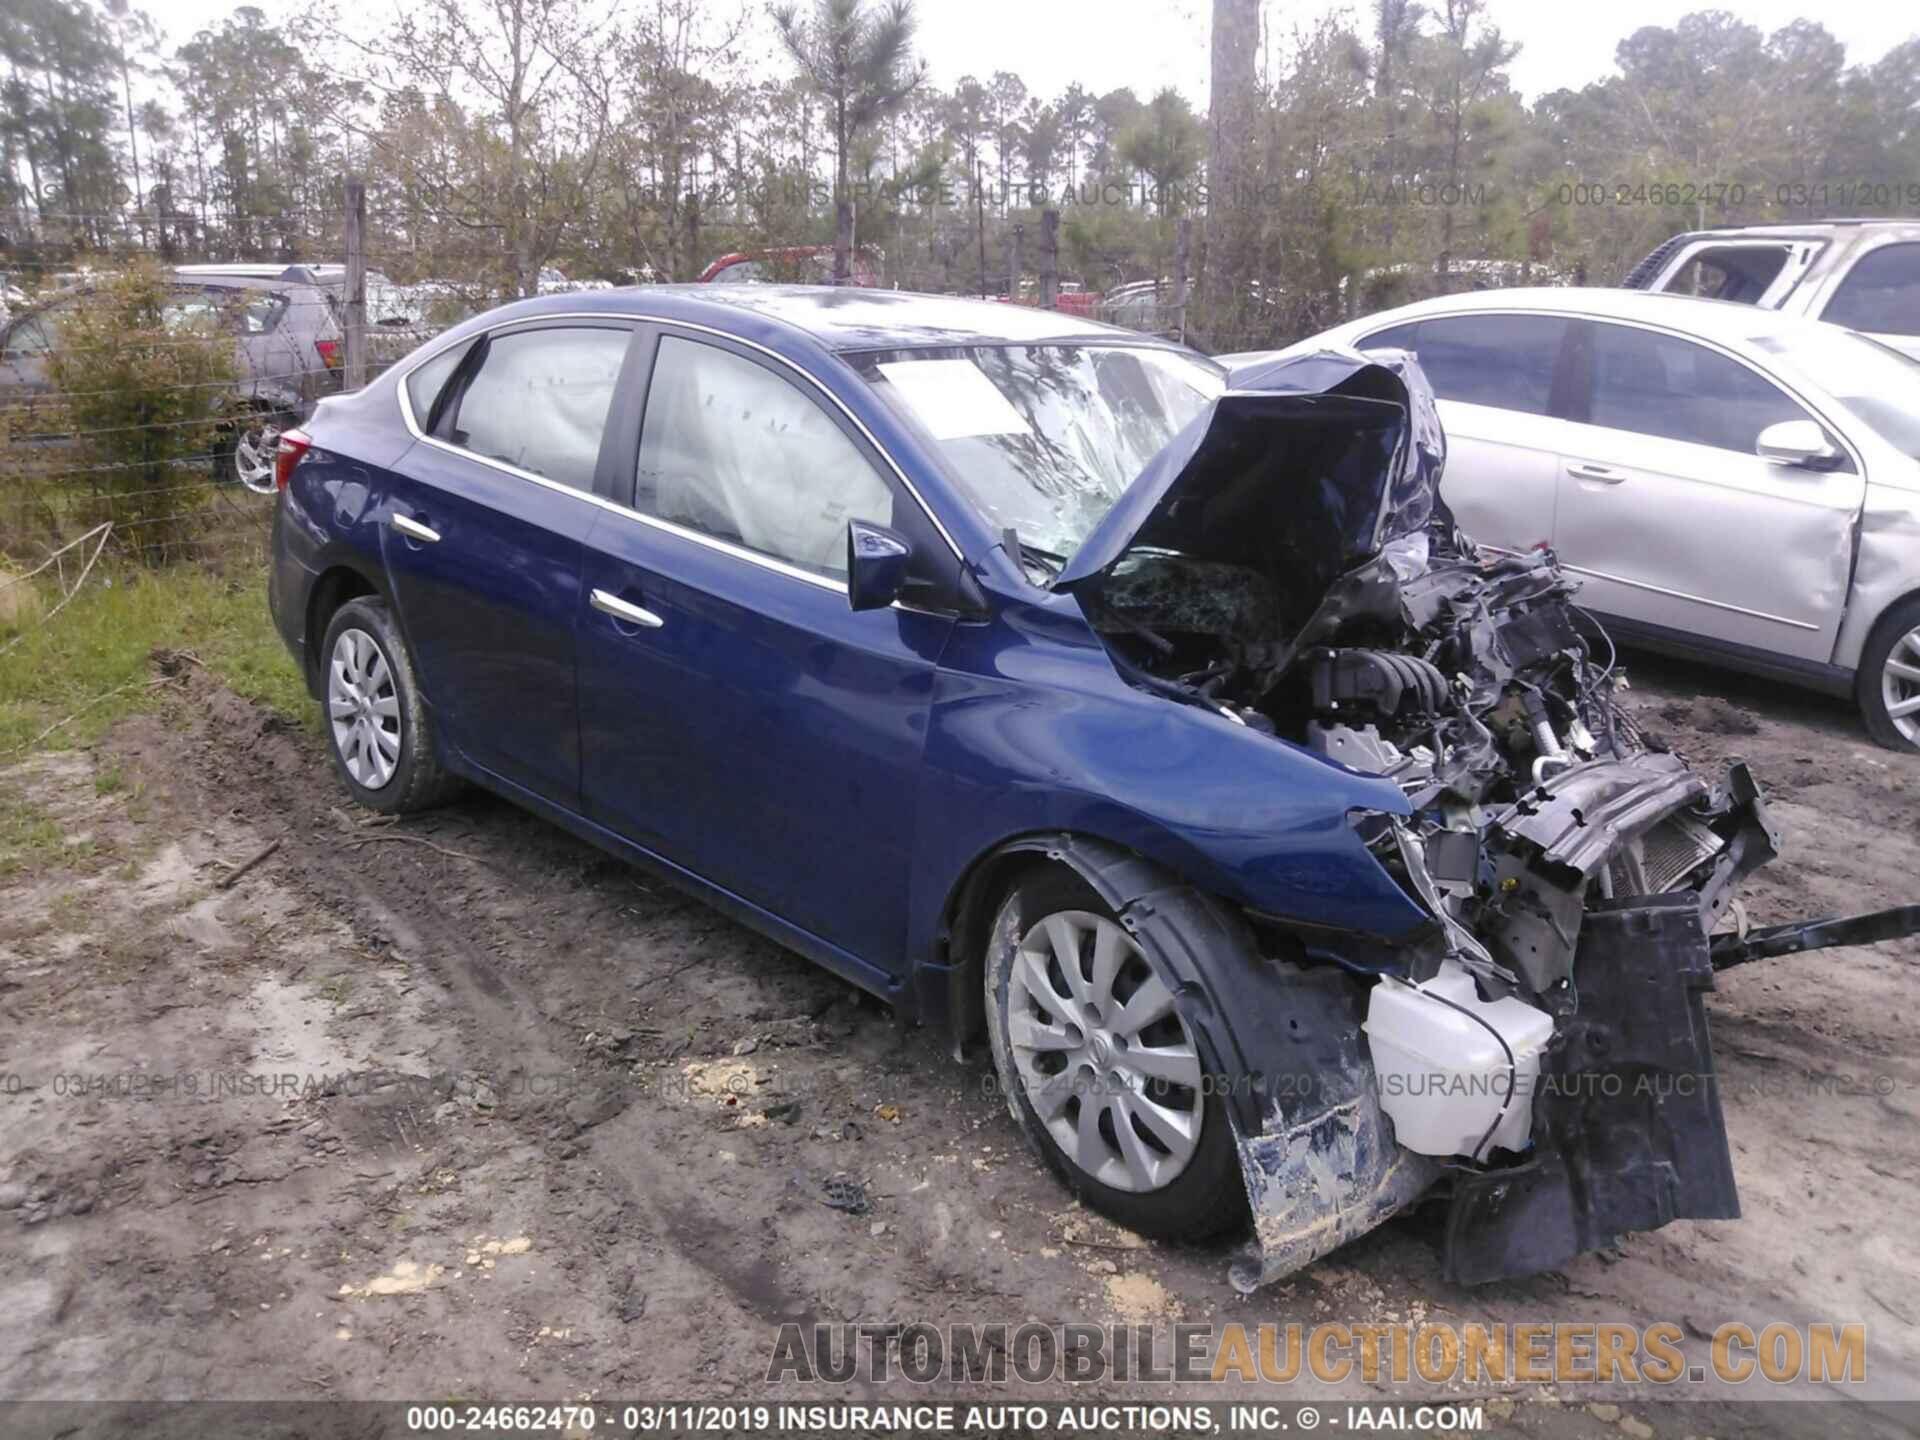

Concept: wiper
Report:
left=1001, top=525, right=1065, bottom=581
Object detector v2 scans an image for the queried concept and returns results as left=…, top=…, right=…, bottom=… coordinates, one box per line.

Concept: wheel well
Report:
left=939, top=847, right=1063, bottom=1043
left=304, top=565, right=379, bottom=691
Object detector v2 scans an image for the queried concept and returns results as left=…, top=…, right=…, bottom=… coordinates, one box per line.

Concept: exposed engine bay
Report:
left=1085, top=535, right=1773, bottom=999
left=1056, top=348, right=1908, bottom=1289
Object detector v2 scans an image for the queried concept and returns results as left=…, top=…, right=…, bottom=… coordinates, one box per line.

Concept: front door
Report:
left=576, top=330, right=954, bottom=975
left=1550, top=319, right=1863, bottom=663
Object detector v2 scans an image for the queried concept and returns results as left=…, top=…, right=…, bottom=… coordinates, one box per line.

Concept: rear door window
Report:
left=1585, top=323, right=1809, bottom=453
left=1357, top=322, right=1420, bottom=353
left=1822, top=243, right=1920, bottom=338
left=441, top=326, right=630, bottom=491
left=1371, top=314, right=1567, bottom=416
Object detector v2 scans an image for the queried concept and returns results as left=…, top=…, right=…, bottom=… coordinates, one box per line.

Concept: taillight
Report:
left=315, top=338, right=342, bottom=369
left=274, top=428, right=312, bottom=491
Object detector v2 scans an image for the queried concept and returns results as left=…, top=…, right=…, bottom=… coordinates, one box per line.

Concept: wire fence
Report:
left=0, top=255, right=463, bottom=611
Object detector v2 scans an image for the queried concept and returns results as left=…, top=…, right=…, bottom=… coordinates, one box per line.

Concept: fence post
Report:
left=1008, top=223, right=1023, bottom=304
left=1038, top=209, right=1059, bottom=309
left=1173, top=217, right=1191, bottom=344
left=344, top=177, right=368, bottom=391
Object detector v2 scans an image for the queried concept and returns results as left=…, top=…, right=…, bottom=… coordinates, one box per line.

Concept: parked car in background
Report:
left=1241, top=289, right=1920, bottom=748
left=995, top=278, right=1102, bottom=321
left=698, top=245, right=884, bottom=287
left=0, top=268, right=345, bottom=492
left=269, top=283, right=1811, bottom=1289
left=1623, top=219, right=1920, bottom=360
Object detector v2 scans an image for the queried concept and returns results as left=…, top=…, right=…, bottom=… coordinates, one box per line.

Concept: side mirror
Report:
left=846, top=518, right=912, bottom=612
left=1756, top=419, right=1840, bottom=470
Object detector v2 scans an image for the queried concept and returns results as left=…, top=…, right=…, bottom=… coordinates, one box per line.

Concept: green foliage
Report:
left=3, top=1, right=1920, bottom=347
left=0, top=558, right=308, bottom=757
left=42, top=262, right=236, bottom=562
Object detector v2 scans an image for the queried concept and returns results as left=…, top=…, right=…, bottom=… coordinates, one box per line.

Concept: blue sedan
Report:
left=268, top=285, right=1792, bottom=1288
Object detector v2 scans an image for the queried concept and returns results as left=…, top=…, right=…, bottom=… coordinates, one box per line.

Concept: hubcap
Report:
left=1006, top=910, right=1204, bottom=1193
left=1883, top=626, right=1920, bottom=744
left=232, top=420, right=282, bottom=494
left=328, top=628, right=402, bottom=790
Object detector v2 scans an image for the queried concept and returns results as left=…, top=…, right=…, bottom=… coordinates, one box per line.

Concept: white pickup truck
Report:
left=1621, top=219, right=1920, bottom=360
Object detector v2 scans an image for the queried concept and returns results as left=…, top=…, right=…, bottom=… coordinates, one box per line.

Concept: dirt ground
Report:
left=2, top=648, right=1918, bottom=1437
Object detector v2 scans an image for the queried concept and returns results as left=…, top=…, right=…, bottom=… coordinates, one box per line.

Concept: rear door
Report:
left=576, top=329, right=956, bottom=977
left=381, top=319, right=641, bottom=805
left=1358, top=312, right=1571, bottom=554
left=1549, top=319, right=1863, bottom=663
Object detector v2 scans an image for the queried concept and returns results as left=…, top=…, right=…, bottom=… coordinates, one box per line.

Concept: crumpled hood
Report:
left=1054, top=346, right=1449, bottom=590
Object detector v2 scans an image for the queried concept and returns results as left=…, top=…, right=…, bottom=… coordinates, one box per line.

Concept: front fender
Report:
left=908, top=603, right=1429, bottom=970
left=982, top=834, right=1436, bottom=1294
left=1834, top=482, right=1920, bottom=672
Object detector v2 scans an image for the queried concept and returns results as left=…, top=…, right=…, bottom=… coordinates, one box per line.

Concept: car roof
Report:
left=477, top=283, right=1153, bottom=354
left=168, top=270, right=312, bottom=293
left=1668, top=220, right=1920, bottom=241
left=1353, top=286, right=1856, bottom=350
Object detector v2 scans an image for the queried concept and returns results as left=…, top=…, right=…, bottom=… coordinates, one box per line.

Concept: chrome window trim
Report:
left=391, top=308, right=966, bottom=584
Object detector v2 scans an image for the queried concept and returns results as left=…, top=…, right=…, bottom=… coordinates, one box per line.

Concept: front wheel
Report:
left=1857, top=596, right=1920, bottom=752
left=984, top=869, right=1247, bottom=1243
left=320, top=596, right=460, bottom=814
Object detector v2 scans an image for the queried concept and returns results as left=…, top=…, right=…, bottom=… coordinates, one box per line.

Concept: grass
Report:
left=0, top=555, right=313, bottom=757
left=0, top=782, right=63, bottom=878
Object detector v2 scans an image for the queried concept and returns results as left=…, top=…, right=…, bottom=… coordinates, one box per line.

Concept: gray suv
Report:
left=1623, top=219, right=1920, bottom=361
left=0, top=268, right=346, bottom=492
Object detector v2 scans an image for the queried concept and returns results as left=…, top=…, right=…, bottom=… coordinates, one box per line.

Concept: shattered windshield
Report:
left=855, top=344, right=1225, bottom=559
left=1754, top=327, right=1920, bottom=460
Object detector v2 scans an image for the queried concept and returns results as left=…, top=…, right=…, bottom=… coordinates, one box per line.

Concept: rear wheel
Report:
left=984, top=869, right=1246, bottom=1242
left=217, top=412, right=285, bottom=494
left=320, top=596, right=460, bottom=814
left=1857, top=596, right=1920, bottom=751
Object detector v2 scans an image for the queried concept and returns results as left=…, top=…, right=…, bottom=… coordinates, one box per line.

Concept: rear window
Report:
left=165, top=287, right=287, bottom=335
left=1659, top=245, right=1793, bottom=304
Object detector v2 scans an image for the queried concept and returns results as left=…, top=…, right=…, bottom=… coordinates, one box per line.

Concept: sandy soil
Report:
left=1, top=651, right=1917, bottom=1437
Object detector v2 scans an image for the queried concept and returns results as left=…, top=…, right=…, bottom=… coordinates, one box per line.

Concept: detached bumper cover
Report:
left=1442, top=892, right=1739, bottom=1285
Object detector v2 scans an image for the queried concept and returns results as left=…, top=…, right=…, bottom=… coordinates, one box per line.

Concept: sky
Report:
left=142, top=0, right=1912, bottom=106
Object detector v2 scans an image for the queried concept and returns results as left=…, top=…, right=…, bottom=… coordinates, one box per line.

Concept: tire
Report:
left=319, top=596, right=460, bottom=814
left=1856, top=595, right=1920, bottom=752
left=216, top=411, right=286, bottom=494
left=984, top=868, right=1247, bottom=1243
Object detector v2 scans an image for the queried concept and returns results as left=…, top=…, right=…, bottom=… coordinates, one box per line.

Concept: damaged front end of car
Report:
left=1052, top=347, right=1847, bottom=1288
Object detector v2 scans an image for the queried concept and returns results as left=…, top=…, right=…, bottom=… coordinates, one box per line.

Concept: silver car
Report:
left=0, top=270, right=345, bottom=492
left=1259, top=289, right=1920, bottom=749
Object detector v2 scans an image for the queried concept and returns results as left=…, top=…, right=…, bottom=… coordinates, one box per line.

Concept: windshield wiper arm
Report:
left=1001, top=525, right=1066, bottom=578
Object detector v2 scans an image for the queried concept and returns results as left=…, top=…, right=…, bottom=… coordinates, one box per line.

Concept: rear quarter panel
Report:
left=269, top=383, right=417, bottom=671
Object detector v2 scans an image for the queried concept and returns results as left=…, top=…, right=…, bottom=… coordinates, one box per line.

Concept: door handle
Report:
left=591, top=588, right=665, bottom=629
left=391, top=513, right=441, bottom=543
left=1567, top=461, right=1627, bottom=485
